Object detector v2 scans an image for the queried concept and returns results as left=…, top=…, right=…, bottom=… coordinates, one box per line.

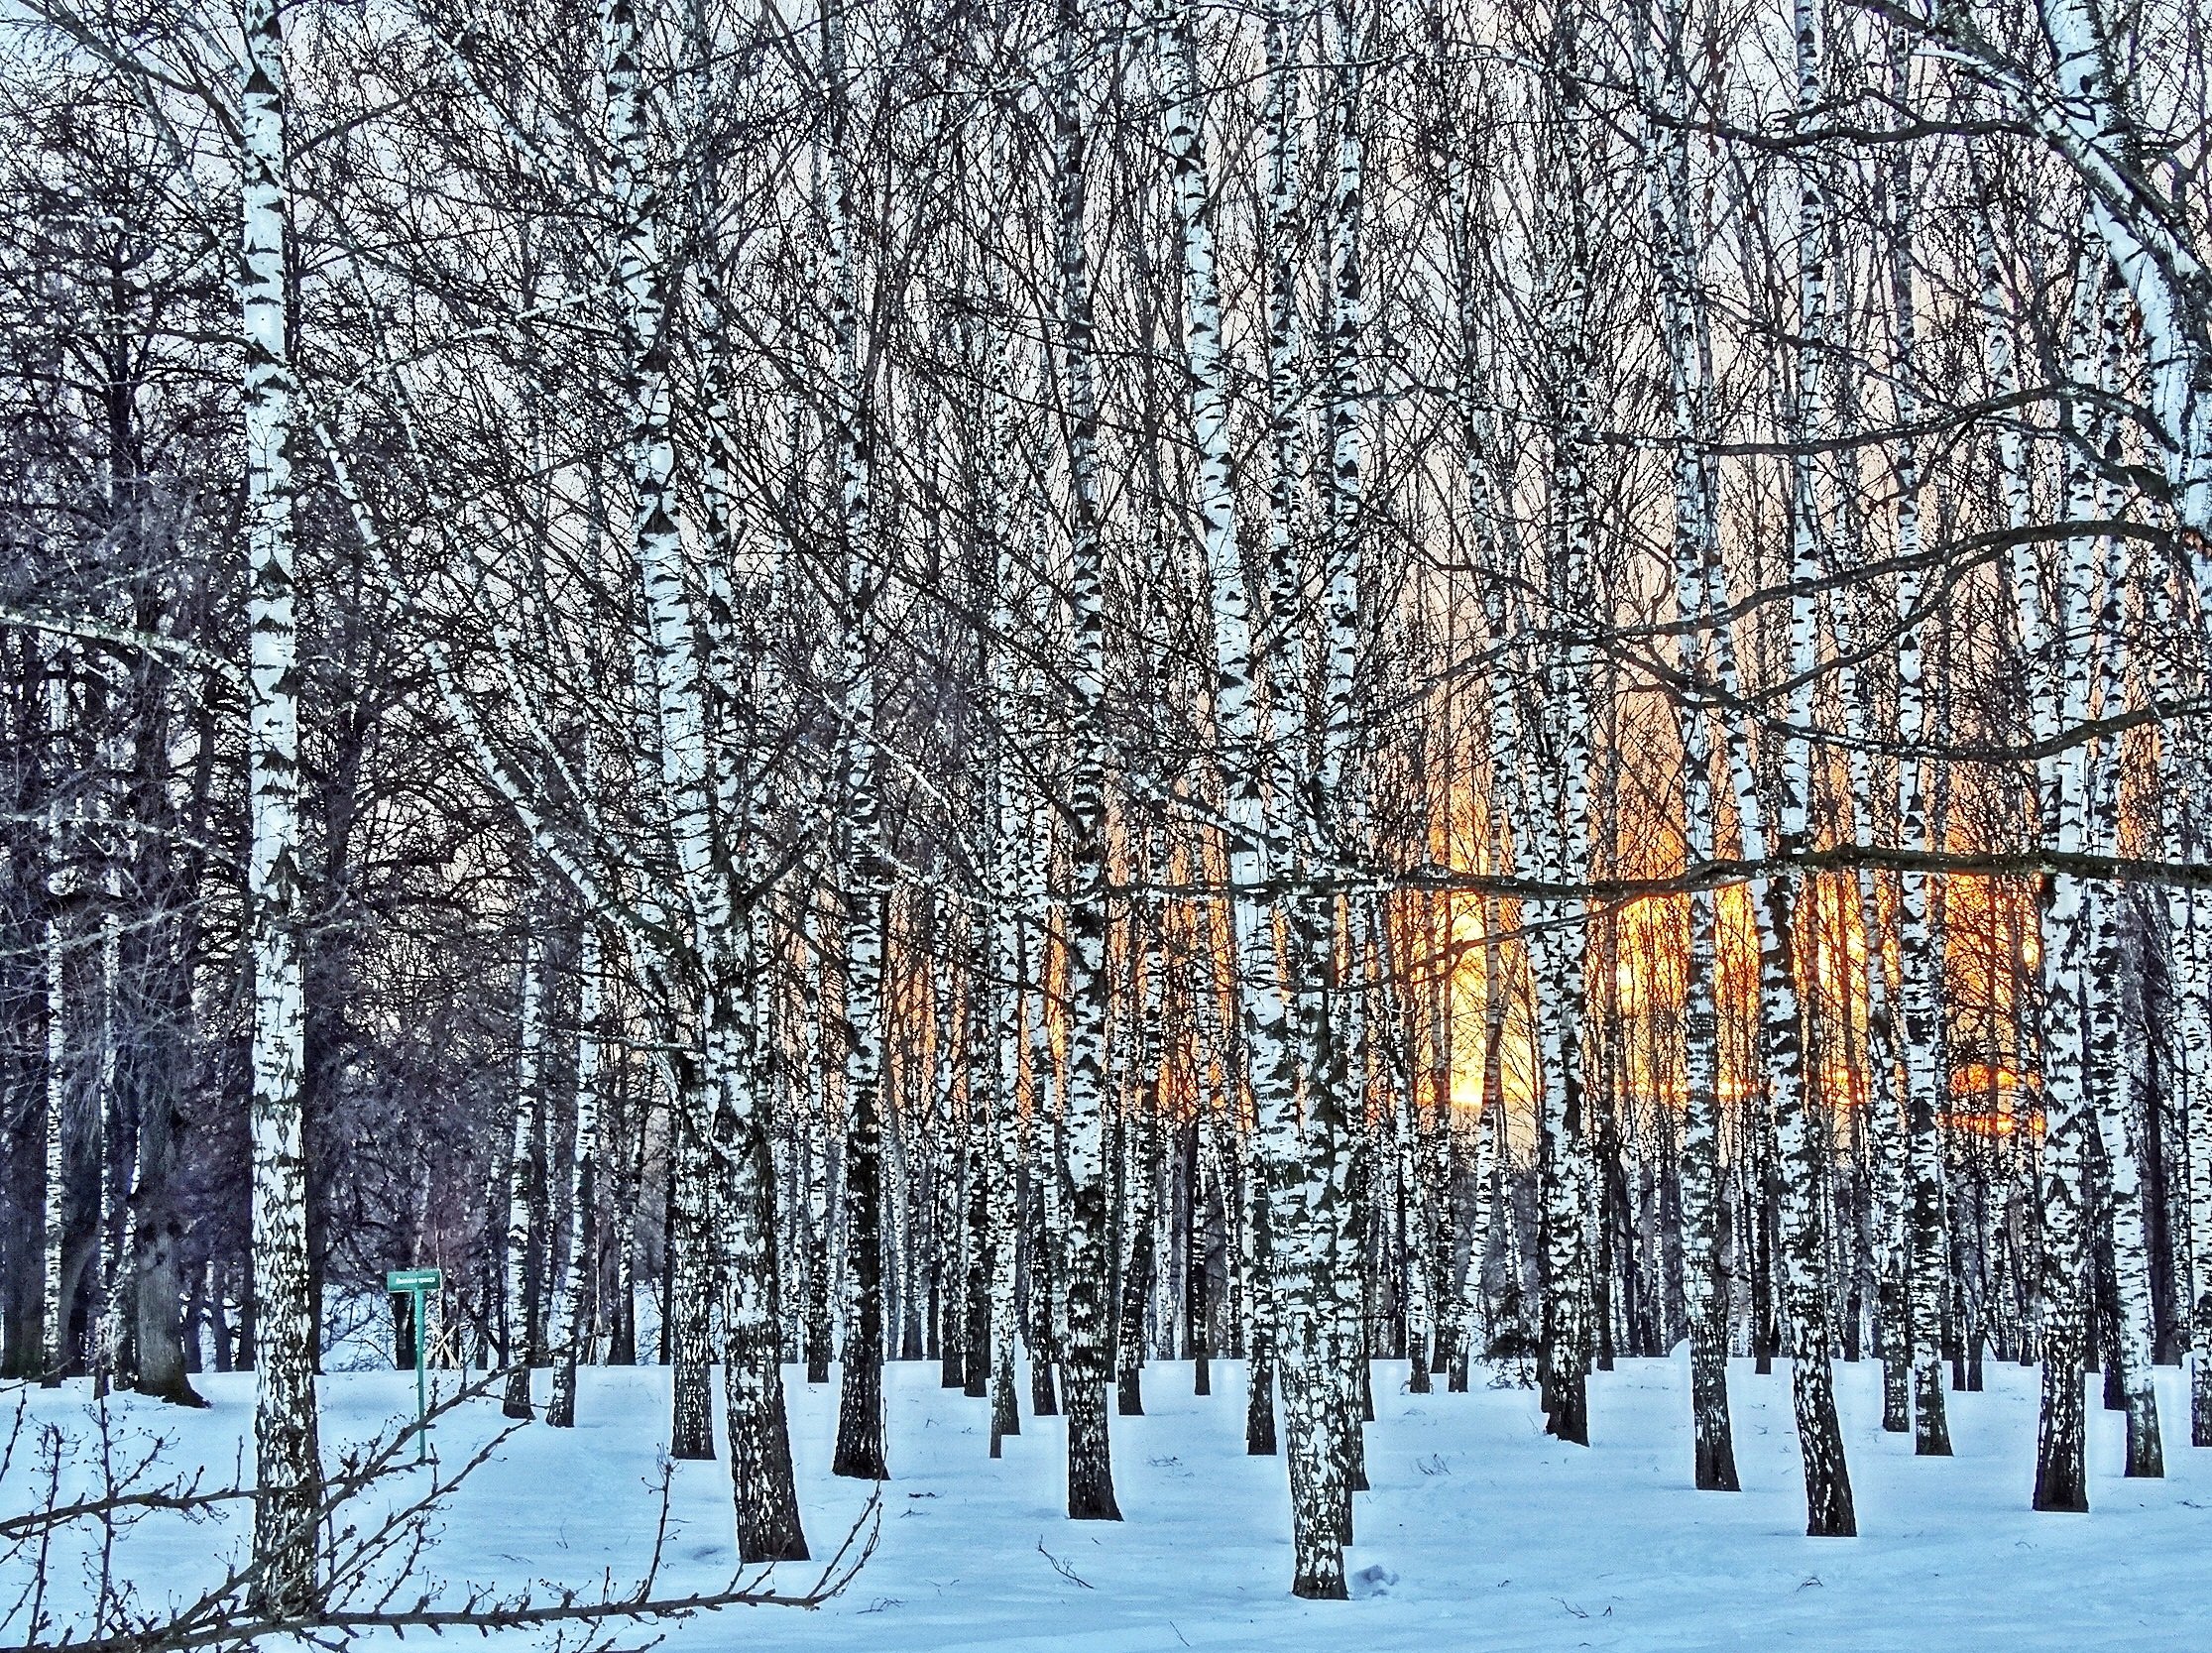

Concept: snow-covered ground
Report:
left=8, top=1356, right=2209, bottom=1651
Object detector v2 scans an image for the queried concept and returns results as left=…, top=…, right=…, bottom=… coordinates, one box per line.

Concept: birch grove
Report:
left=4, top=0, right=2212, bottom=1609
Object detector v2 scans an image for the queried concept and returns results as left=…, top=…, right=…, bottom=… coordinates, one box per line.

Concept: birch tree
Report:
left=242, top=0, right=322, bottom=1609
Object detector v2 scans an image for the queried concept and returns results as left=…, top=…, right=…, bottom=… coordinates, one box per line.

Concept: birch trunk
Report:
left=1634, top=0, right=1736, bottom=1483
left=1880, top=47, right=1951, bottom=1454
left=1760, top=0, right=1855, bottom=1537
left=41, top=656, right=69, bottom=1386
left=548, top=921, right=602, bottom=1429
left=1024, top=810, right=1063, bottom=1419
left=1053, top=0, right=1119, bottom=1521
left=820, top=0, right=889, bottom=1484
left=2084, top=523, right=2164, bottom=1476
left=503, top=922, right=546, bottom=1419
left=601, top=0, right=723, bottom=1465
left=242, top=0, right=321, bottom=1606
left=1253, top=0, right=1364, bottom=1594
left=1241, top=0, right=1319, bottom=1473
left=2184, top=871, right=2212, bottom=1443
left=1532, top=0, right=1595, bottom=1452
left=1157, top=0, right=1291, bottom=1465
left=2026, top=244, right=2113, bottom=1513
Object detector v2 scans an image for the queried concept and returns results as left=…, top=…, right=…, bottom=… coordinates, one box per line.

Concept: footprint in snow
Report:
left=1348, top=1564, right=1398, bottom=1599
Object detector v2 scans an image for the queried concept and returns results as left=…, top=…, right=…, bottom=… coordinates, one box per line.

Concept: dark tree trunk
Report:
left=804, top=1199, right=832, bottom=1383
left=2036, top=1329, right=2090, bottom=1511
left=181, top=1263, right=206, bottom=1374
left=1115, top=1216, right=1152, bottom=1417
left=833, top=1036, right=887, bottom=1479
left=1064, top=1369, right=1120, bottom=1520
left=1879, top=1262, right=1910, bottom=1431
left=210, top=1265, right=235, bottom=1372
left=1023, top=1163, right=1060, bottom=1416
left=964, top=1113, right=990, bottom=1400
left=1186, top=1123, right=1211, bottom=1397
left=1751, top=1150, right=1780, bottom=1376
left=127, top=901, right=201, bottom=1406
left=1691, top=1132, right=1738, bottom=1491
left=733, top=1120, right=809, bottom=1562
left=937, top=1134, right=964, bottom=1386
left=668, top=1108, right=716, bottom=1458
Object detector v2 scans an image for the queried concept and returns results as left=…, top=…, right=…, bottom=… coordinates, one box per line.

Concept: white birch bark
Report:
left=1632, top=0, right=1735, bottom=1485
left=1052, top=0, right=1120, bottom=1522
left=1321, top=0, right=1379, bottom=1520
left=1444, top=94, right=1524, bottom=1374
left=1259, top=0, right=1369, bottom=1594
left=95, top=846, right=126, bottom=1393
left=1531, top=0, right=1596, bottom=1451
left=1242, top=0, right=1312, bottom=1471
left=2150, top=563, right=2212, bottom=1444
left=1879, top=46, right=1951, bottom=1454
left=242, top=0, right=320, bottom=1605
left=41, top=654, right=69, bottom=1386
left=603, top=0, right=805, bottom=1549
left=2026, top=241, right=2115, bottom=1511
left=1830, top=596, right=1907, bottom=1431
left=502, top=920, right=546, bottom=1418
left=1153, top=0, right=1297, bottom=1467
left=548, top=920, right=602, bottom=1428
left=981, top=267, right=1027, bottom=1453
left=600, top=0, right=720, bottom=1464
left=2184, top=844, right=2212, bottom=1442
left=2082, top=450, right=2163, bottom=1476
left=822, top=0, right=889, bottom=1483
left=1759, top=0, right=1855, bottom=1536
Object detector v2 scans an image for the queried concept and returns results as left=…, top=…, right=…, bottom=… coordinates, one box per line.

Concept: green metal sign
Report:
left=385, top=1267, right=443, bottom=1463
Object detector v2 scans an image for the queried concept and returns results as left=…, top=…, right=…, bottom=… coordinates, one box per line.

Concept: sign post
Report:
left=385, top=1267, right=443, bottom=1464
